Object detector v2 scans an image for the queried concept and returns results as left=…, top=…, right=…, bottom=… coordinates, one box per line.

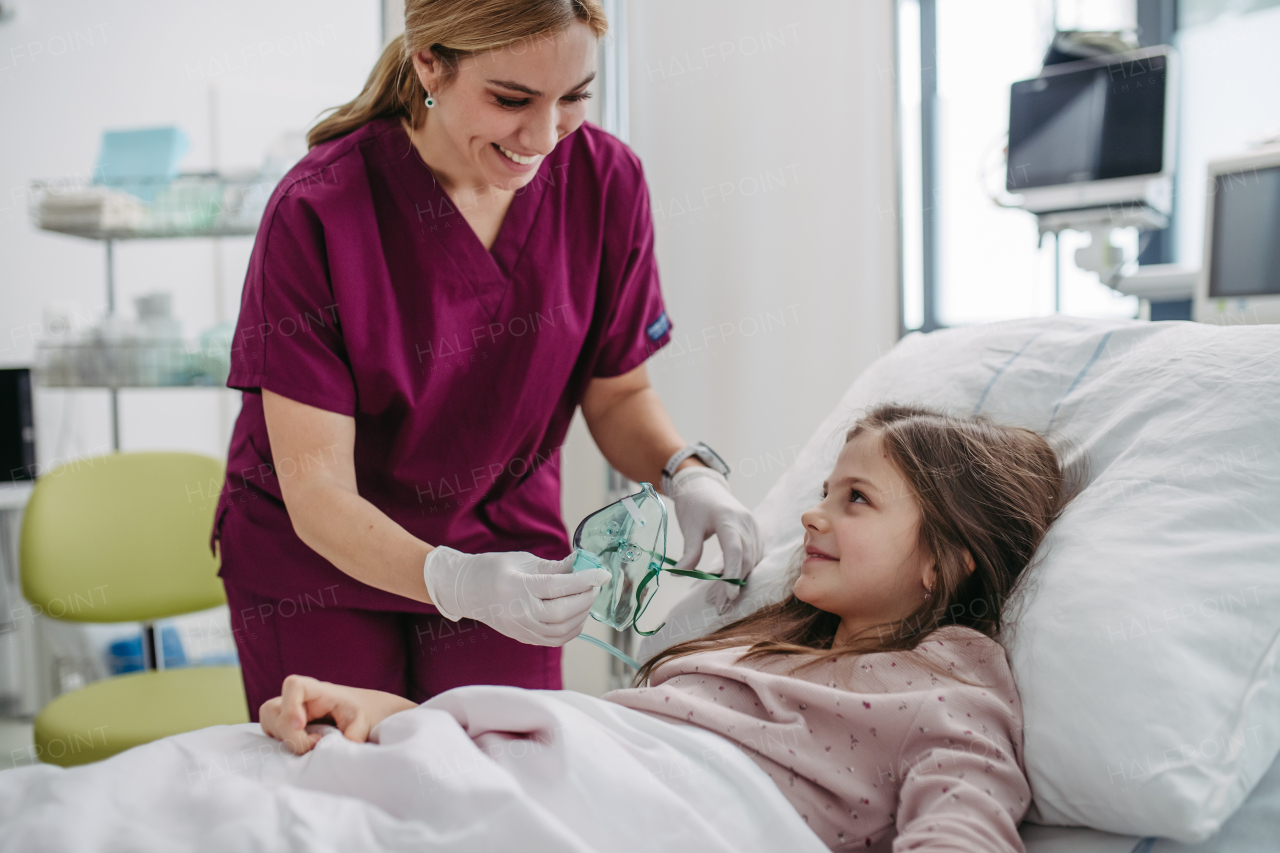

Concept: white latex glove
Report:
left=422, top=546, right=611, bottom=647
left=668, top=465, right=765, bottom=615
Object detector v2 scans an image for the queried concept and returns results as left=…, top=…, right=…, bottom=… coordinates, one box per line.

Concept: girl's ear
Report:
left=923, top=551, right=973, bottom=591
left=922, top=561, right=939, bottom=594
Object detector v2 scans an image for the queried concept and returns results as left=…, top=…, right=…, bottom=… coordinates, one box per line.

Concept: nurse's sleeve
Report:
left=227, top=191, right=357, bottom=416
left=590, top=165, right=674, bottom=378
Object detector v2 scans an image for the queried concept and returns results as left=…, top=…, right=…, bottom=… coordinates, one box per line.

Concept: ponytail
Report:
left=308, top=36, right=419, bottom=148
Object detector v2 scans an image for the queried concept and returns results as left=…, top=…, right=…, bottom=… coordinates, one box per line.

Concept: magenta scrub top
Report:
left=212, top=117, right=674, bottom=614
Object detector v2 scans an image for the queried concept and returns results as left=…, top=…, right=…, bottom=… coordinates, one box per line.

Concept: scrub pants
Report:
left=222, top=580, right=563, bottom=722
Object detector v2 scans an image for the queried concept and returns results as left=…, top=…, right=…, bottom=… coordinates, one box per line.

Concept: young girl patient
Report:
left=261, top=404, right=1064, bottom=851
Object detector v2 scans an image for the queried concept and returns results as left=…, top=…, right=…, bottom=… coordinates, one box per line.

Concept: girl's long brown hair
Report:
left=308, top=0, right=608, bottom=148
left=631, top=404, right=1068, bottom=687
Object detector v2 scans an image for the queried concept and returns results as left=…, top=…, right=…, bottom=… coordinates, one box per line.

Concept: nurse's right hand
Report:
left=422, top=546, right=612, bottom=646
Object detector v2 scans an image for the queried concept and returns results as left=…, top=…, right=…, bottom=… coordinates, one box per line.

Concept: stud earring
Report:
left=424, top=91, right=436, bottom=108
left=923, top=586, right=933, bottom=601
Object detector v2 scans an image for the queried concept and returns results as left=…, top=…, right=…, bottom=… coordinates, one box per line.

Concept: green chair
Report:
left=20, top=451, right=249, bottom=767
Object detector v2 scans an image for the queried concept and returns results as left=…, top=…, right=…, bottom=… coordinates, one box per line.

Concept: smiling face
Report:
left=795, top=429, right=937, bottom=645
left=410, top=21, right=597, bottom=193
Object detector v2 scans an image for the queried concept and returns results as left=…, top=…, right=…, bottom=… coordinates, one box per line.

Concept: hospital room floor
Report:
left=0, top=719, right=34, bottom=771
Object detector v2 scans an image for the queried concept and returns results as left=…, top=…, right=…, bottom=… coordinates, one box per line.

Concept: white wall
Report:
left=626, top=0, right=901, bottom=513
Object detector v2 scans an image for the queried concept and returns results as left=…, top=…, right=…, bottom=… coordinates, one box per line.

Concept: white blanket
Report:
left=0, top=685, right=829, bottom=853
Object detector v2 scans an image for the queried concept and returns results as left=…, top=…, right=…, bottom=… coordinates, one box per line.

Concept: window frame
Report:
left=900, top=0, right=1180, bottom=338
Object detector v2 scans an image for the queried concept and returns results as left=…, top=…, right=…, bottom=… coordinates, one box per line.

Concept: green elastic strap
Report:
left=574, top=557, right=750, bottom=669
left=630, top=556, right=748, bottom=637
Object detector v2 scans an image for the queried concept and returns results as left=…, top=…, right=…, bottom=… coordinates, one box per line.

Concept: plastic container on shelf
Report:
left=194, top=321, right=234, bottom=386
left=132, top=292, right=189, bottom=385
left=34, top=340, right=193, bottom=388
left=28, top=172, right=266, bottom=238
left=30, top=291, right=245, bottom=388
left=34, top=333, right=233, bottom=389
left=148, top=175, right=226, bottom=231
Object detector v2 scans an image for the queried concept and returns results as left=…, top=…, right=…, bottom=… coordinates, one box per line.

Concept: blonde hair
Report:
left=308, top=0, right=608, bottom=148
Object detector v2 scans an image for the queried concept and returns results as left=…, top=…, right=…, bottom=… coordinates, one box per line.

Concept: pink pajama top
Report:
left=212, top=117, right=673, bottom=611
left=603, top=624, right=1031, bottom=852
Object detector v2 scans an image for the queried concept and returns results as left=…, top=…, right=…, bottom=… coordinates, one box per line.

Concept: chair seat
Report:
left=34, top=665, right=250, bottom=767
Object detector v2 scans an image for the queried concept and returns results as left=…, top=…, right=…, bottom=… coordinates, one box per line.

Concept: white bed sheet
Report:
left=1020, top=823, right=1144, bottom=853
left=1018, top=745, right=1280, bottom=853
left=0, top=685, right=829, bottom=853
left=1144, top=742, right=1280, bottom=852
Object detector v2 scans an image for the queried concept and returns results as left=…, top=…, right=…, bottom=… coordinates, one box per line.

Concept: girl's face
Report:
left=412, top=21, right=597, bottom=192
left=795, top=430, right=936, bottom=642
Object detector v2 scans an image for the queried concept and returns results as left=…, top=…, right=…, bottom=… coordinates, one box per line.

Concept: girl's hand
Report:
left=259, top=674, right=416, bottom=755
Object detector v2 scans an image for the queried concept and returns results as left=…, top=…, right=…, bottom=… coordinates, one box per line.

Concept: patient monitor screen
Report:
left=1006, top=54, right=1166, bottom=191
left=1209, top=165, right=1280, bottom=298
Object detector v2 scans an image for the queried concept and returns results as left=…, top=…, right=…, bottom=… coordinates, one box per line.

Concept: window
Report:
left=900, top=0, right=1150, bottom=332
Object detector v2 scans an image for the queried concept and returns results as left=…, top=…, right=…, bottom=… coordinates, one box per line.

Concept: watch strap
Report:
left=662, top=442, right=730, bottom=494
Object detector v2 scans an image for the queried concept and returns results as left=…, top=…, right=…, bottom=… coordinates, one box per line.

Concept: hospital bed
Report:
left=1, top=314, right=1276, bottom=852
left=641, top=314, right=1280, bottom=852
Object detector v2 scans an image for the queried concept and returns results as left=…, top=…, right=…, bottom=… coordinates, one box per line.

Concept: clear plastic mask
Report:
left=571, top=482, right=746, bottom=669
left=572, top=481, right=674, bottom=635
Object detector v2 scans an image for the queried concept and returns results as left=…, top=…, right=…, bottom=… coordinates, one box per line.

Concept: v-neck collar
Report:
left=375, top=117, right=560, bottom=322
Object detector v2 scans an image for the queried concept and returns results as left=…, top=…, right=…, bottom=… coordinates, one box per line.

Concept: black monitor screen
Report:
left=1209, top=164, right=1280, bottom=298
left=1007, top=54, right=1166, bottom=191
left=0, top=368, right=35, bottom=482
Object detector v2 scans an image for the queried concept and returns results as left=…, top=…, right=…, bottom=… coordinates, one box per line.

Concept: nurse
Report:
left=212, top=0, right=764, bottom=719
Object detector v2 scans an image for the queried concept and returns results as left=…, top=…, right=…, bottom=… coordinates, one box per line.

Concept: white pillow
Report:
left=638, top=316, right=1280, bottom=842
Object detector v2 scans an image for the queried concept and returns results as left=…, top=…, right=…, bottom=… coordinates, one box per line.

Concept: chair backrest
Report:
left=20, top=451, right=226, bottom=623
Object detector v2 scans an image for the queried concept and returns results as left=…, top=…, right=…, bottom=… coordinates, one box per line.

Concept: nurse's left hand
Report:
left=668, top=466, right=765, bottom=615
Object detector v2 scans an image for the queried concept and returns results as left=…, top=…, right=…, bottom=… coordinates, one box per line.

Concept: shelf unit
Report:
left=29, top=173, right=262, bottom=450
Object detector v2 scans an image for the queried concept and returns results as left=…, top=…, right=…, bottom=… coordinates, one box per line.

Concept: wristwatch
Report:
left=662, top=442, right=731, bottom=494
